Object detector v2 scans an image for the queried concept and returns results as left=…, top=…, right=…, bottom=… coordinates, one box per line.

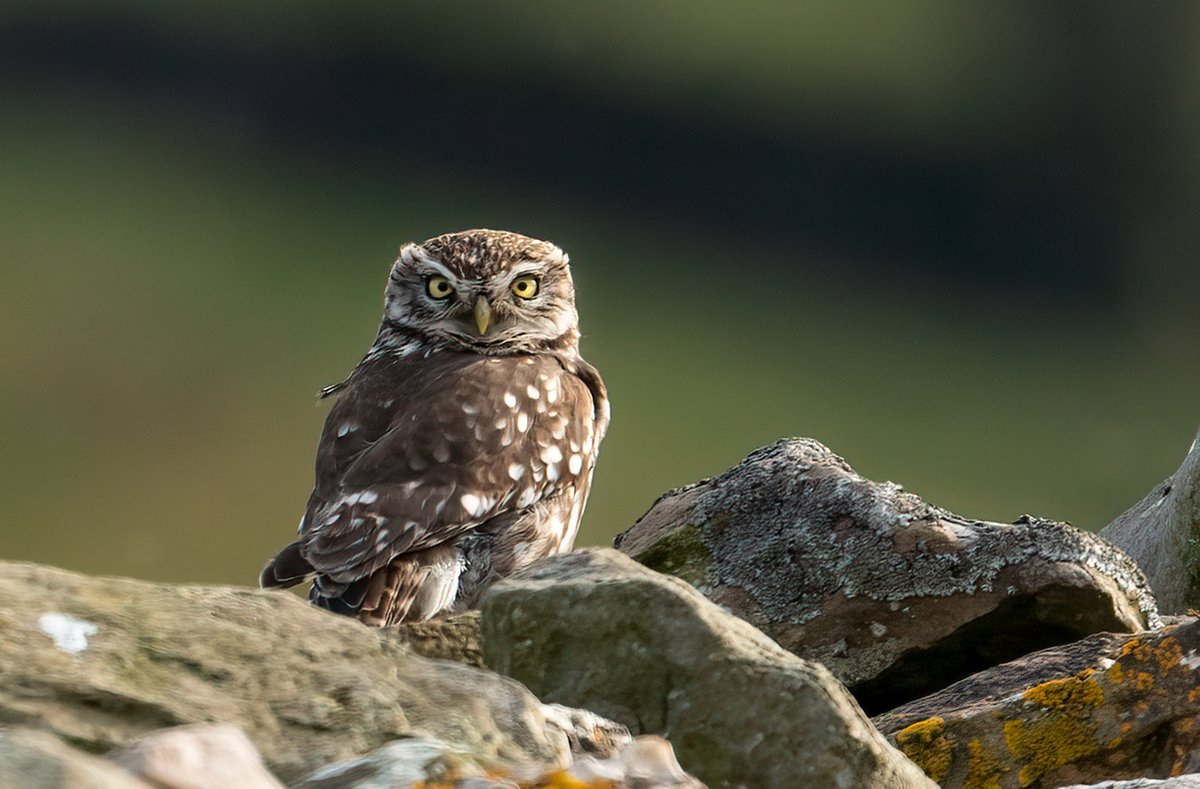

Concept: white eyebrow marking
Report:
left=405, top=246, right=461, bottom=283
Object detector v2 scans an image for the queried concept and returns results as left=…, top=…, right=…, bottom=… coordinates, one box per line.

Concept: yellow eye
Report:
left=426, top=275, right=454, bottom=299
left=511, top=276, right=540, bottom=299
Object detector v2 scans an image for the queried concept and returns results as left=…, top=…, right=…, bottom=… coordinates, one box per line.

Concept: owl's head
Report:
left=381, top=229, right=579, bottom=354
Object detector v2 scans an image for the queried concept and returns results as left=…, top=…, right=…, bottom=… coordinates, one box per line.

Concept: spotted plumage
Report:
left=260, top=229, right=609, bottom=626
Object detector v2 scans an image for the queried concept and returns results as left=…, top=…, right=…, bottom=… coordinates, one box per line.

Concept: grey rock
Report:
left=540, top=703, right=632, bottom=758
left=616, top=438, right=1158, bottom=713
left=111, top=723, right=284, bottom=789
left=1061, top=779, right=1200, bottom=788
left=0, top=561, right=568, bottom=783
left=294, top=732, right=701, bottom=789
left=875, top=618, right=1200, bottom=788
left=569, top=735, right=705, bottom=789
left=480, top=547, right=936, bottom=789
left=0, top=727, right=150, bottom=789
left=386, top=610, right=484, bottom=668
left=291, top=736, right=489, bottom=789
left=1102, top=429, right=1200, bottom=614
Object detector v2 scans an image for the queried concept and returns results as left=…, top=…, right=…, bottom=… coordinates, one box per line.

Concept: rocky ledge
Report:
left=2, top=431, right=1198, bottom=789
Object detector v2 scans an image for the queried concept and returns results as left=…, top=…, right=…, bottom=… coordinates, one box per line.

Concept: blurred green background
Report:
left=2, top=2, right=1198, bottom=585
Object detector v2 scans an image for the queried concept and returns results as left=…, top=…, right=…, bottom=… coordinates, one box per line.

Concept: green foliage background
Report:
left=2, top=2, right=1198, bottom=584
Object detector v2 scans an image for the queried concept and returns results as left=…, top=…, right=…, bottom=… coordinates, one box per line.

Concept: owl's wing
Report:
left=299, top=352, right=601, bottom=584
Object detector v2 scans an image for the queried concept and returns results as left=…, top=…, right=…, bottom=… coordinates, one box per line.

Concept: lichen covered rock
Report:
left=0, top=561, right=568, bottom=782
left=481, top=548, right=936, bottom=789
left=616, top=438, right=1158, bottom=713
left=876, top=618, right=1200, bottom=788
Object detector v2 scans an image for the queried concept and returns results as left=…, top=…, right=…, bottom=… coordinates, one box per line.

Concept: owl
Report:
left=260, top=229, right=609, bottom=626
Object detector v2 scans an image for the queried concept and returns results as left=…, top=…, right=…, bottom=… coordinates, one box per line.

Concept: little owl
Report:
left=260, top=229, right=609, bottom=626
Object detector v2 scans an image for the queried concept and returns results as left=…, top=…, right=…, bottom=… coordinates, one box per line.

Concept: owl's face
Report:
left=382, top=229, right=579, bottom=354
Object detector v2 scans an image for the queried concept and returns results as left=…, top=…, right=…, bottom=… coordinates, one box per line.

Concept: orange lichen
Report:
left=1189, top=686, right=1200, bottom=703
left=964, top=738, right=1005, bottom=789
left=1119, top=638, right=1142, bottom=658
left=1155, top=637, right=1183, bottom=672
left=895, top=716, right=952, bottom=783
left=1133, top=671, right=1156, bottom=691
left=1005, top=673, right=1105, bottom=786
left=413, top=772, right=614, bottom=789
left=1108, top=662, right=1126, bottom=684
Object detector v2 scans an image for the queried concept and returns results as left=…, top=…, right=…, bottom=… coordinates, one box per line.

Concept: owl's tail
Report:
left=259, top=541, right=314, bottom=588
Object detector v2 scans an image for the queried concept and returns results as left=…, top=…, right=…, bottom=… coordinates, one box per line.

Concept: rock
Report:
left=1102, top=429, right=1200, bottom=614
left=1061, top=779, right=1200, bottom=788
left=480, top=548, right=937, bottom=789
left=294, top=732, right=701, bottom=789
left=0, top=727, right=150, bottom=789
left=875, top=618, right=1200, bottom=788
left=388, top=610, right=484, bottom=668
left=568, top=735, right=705, bottom=789
left=616, top=438, right=1159, bottom=714
left=0, top=561, right=569, bottom=783
left=110, top=723, right=284, bottom=789
left=540, top=703, right=631, bottom=759
left=291, top=736, right=489, bottom=788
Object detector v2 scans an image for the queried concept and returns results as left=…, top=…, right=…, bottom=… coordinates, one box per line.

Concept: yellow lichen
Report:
left=1188, top=686, right=1200, bottom=704
left=1133, top=671, right=1155, bottom=691
left=964, top=738, right=1005, bottom=789
left=1155, top=637, right=1183, bottom=672
left=895, top=716, right=953, bottom=783
left=1005, top=673, right=1105, bottom=787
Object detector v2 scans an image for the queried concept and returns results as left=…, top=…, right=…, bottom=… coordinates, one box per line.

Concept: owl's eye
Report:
left=511, top=276, right=540, bottom=300
left=426, top=276, right=454, bottom=299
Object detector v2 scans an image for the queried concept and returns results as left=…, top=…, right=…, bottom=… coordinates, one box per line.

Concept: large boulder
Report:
left=616, top=438, right=1159, bottom=713
left=480, top=548, right=937, bottom=789
left=875, top=618, right=1200, bottom=788
left=0, top=561, right=569, bottom=782
left=1102, top=429, right=1200, bottom=614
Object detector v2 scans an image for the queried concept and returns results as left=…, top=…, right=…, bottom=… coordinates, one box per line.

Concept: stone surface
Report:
left=292, top=736, right=488, bottom=788
left=1061, top=779, right=1200, bottom=788
left=481, top=548, right=936, bottom=789
left=616, top=438, right=1159, bottom=714
left=111, top=723, right=284, bottom=789
left=0, top=727, right=150, bottom=789
left=0, top=561, right=569, bottom=783
left=293, top=732, right=702, bottom=789
left=875, top=618, right=1200, bottom=788
left=388, top=610, right=484, bottom=668
left=540, top=703, right=631, bottom=759
left=568, top=735, right=705, bottom=789
left=1102, top=429, right=1200, bottom=614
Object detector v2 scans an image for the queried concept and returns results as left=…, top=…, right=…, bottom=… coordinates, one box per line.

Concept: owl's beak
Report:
left=473, top=297, right=492, bottom=336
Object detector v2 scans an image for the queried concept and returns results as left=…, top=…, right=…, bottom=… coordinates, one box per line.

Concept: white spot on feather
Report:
left=503, top=392, right=517, bottom=408
left=526, top=385, right=540, bottom=399
left=518, top=488, right=538, bottom=507
left=359, top=490, right=379, bottom=504
left=336, top=424, right=356, bottom=438
left=460, top=493, right=487, bottom=517
left=516, top=413, right=530, bottom=432
left=569, top=454, right=583, bottom=474
left=508, top=463, right=525, bottom=481
left=39, top=613, right=97, bottom=655
left=541, top=445, right=563, bottom=464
